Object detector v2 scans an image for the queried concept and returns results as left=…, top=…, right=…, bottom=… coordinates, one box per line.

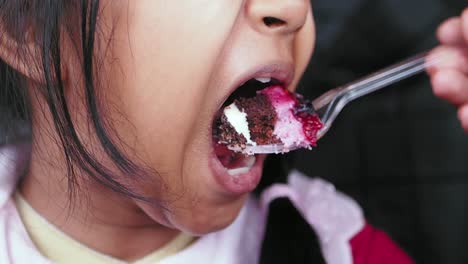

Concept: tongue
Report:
left=214, top=143, right=252, bottom=169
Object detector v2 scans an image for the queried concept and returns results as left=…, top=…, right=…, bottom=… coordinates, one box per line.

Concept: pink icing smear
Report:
left=259, top=86, right=323, bottom=148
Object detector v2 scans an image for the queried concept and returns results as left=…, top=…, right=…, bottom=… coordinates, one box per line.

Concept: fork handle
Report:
left=338, top=51, right=435, bottom=101
left=314, top=50, right=446, bottom=139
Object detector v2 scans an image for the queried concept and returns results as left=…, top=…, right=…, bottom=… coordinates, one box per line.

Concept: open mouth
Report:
left=212, top=77, right=281, bottom=176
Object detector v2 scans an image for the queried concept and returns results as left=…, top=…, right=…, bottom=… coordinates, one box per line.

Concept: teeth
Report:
left=244, top=155, right=256, bottom=167
left=227, top=156, right=256, bottom=176
left=254, top=77, right=271, bottom=83
left=227, top=167, right=251, bottom=176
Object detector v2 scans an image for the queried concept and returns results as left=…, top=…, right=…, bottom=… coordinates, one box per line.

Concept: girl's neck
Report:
left=19, top=146, right=180, bottom=261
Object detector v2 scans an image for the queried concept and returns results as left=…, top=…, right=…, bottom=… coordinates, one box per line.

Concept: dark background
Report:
left=294, top=0, right=468, bottom=263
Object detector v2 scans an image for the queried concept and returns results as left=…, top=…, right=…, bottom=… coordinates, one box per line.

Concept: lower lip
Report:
left=209, top=151, right=266, bottom=196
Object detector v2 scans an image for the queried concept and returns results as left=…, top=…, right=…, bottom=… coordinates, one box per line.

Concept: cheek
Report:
left=291, top=10, right=316, bottom=92
left=96, top=1, right=241, bottom=160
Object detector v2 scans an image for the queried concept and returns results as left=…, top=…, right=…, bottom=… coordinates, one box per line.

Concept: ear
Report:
left=0, top=23, right=68, bottom=85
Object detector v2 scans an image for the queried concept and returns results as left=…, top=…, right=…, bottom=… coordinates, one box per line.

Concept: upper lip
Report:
left=218, top=62, right=295, bottom=108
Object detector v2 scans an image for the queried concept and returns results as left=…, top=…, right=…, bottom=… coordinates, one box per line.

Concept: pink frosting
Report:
left=259, top=86, right=311, bottom=149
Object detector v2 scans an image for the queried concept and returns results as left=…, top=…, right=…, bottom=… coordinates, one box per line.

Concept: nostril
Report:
left=263, top=16, right=286, bottom=28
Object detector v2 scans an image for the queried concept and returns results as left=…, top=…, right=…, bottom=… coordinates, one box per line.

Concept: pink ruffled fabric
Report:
left=260, top=172, right=365, bottom=264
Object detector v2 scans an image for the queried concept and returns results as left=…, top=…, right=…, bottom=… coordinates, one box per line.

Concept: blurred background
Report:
left=294, top=0, right=468, bottom=263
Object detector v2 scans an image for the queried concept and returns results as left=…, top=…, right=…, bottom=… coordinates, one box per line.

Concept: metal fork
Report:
left=314, top=51, right=442, bottom=139
left=238, top=50, right=447, bottom=154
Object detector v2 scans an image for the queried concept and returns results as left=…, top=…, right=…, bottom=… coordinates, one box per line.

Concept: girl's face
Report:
left=69, top=0, right=315, bottom=234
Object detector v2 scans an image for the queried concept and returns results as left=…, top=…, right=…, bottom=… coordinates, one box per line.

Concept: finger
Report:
left=462, top=8, right=468, bottom=45
left=426, top=46, right=468, bottom=76
left=458, top=104, right=468, bottom=132
left=431, top=69, right=468, bottom=106
left=437, top=17, right=463, bottom=45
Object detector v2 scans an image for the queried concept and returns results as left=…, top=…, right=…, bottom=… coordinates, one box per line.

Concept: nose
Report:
left=246, top=0, right=309, bottom=35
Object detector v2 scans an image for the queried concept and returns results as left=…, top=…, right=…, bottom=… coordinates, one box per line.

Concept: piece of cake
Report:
left=214, top=86, right=323, bottom=154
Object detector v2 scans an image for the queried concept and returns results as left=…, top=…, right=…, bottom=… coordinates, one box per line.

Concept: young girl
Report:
left=0, top=1, right=466, bottom=263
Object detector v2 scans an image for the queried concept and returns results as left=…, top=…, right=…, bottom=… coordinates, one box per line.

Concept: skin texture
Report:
left=429, top=8, right=468, bottom=132
left=2, top=0, right=316, bottom=261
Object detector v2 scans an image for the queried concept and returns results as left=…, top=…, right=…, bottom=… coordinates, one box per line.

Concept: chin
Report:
left=170, top=195, right=248, bottom=236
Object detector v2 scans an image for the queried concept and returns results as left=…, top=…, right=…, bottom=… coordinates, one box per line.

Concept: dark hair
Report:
left=0, top=0, right=153, bottom=202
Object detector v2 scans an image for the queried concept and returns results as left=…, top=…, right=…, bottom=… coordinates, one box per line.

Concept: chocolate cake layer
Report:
left=215, top=114, right=247, bottom=147
left=235, top=94, right=281, bottom=145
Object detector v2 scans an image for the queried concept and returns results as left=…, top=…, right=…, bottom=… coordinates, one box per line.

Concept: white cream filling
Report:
left=223, top=103, right=256, bottom=146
